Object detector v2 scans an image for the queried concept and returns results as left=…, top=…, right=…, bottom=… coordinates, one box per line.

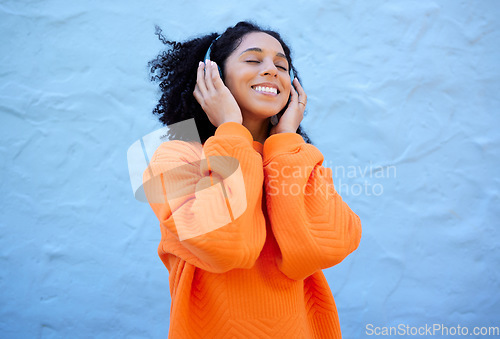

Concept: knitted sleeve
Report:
left=262, top=132, right=362, bottom=280
left=143, top=122, right=266, bottom=273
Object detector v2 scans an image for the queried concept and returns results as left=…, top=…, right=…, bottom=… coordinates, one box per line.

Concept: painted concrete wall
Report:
left=1, top=0, right=499, bottom=337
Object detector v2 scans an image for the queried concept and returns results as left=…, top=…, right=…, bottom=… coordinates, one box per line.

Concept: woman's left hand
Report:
left=270, top=78, right=307, bottom=135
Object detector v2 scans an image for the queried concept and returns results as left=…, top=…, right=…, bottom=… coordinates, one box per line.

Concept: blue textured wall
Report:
left=1, top=1, right=499, bottom=338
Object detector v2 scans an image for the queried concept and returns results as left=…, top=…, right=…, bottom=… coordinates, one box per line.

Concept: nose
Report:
left=260, top=59, right=278, bottom=77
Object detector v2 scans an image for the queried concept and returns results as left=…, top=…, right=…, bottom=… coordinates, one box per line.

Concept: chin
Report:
left=254, top=104, right=286, bottom=117
left=239, top=99, right=286, bottom=120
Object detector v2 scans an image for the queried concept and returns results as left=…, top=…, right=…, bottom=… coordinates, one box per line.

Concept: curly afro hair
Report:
left=148, top=21, right=312, bottom=145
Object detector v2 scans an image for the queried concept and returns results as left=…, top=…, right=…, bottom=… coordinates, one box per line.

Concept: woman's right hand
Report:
left=193, top=60, right=242, bottom=127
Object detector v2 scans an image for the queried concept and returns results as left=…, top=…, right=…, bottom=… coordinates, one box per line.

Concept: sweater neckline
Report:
left=252, top=141, right=263, bottom=155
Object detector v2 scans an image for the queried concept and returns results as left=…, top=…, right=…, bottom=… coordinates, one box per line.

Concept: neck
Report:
left=242, top=116, right=271, bottom=144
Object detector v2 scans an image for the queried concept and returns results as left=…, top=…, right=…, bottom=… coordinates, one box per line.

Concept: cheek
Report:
left=282, top=84, right=292, bottom=100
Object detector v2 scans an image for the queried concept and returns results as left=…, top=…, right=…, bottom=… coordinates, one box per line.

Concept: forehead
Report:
left=234, top=32, right=285, bottom=55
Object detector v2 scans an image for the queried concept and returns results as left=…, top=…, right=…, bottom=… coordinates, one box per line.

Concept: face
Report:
left=223, top=32, right=292, bottom=120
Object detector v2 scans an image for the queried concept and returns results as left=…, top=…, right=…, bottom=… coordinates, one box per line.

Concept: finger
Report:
left=204, top=59, right=216, bottom=92
left=289, top=83, right=299, bottom=103
left=210, top=61, right=224, bottom=89
left=193, top=83, right=204, bottom=106
left=196, top=61, right=207, bottom=94
left=293, top=77, right=304, bottom=90
left=293, top=78, right=307, bottom=104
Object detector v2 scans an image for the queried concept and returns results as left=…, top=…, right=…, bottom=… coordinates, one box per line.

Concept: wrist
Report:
left=275, top=128, right=296, bottom=134
left=219, top=117, right=242, bottom=126
left=215, top=121, right=253, bottom=146
left=218, top=113, right=242, bottom=125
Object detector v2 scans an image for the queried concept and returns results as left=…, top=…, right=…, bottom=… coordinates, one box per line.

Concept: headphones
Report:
left=204, top=35, right=295, bottom=83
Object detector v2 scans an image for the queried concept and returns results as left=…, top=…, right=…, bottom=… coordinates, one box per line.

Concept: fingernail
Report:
left=205, top=59, right=210, bottom=65
left=199, top=61, right=203, bottom=66
left=211, top=61, right=216, bottom=66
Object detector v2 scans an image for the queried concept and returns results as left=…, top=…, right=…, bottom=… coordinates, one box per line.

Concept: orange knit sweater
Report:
left=143, top=122, right=361, bottom=338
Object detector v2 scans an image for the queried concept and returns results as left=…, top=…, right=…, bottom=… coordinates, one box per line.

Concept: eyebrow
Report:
left=239, top=47, right=287, bottom=60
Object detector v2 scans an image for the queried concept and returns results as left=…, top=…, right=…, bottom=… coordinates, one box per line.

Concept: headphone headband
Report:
left=204, top=35, right=220, bottom=62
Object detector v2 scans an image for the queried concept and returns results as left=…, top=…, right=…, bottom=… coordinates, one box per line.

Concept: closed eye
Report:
left=246, top=60, right=288, bottom=71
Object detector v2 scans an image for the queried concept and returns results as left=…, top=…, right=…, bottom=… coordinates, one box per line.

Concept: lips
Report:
left=251, top=82, right=280, bottom=95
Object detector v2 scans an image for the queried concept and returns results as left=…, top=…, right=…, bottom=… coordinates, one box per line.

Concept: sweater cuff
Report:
left=214, top=122, right=254, bottom=146
left=263, top=132, right=305, bottom=164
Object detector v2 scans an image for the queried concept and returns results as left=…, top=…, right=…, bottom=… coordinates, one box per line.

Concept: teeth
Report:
left=253, top=86, right=278, bottom=94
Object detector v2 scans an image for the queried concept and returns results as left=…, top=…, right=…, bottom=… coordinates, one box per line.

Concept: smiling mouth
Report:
left=251, top=85, right=279, bottom=95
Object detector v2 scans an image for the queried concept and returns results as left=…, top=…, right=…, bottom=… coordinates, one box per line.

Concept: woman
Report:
left=144, top=21, right=361, bottom=338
